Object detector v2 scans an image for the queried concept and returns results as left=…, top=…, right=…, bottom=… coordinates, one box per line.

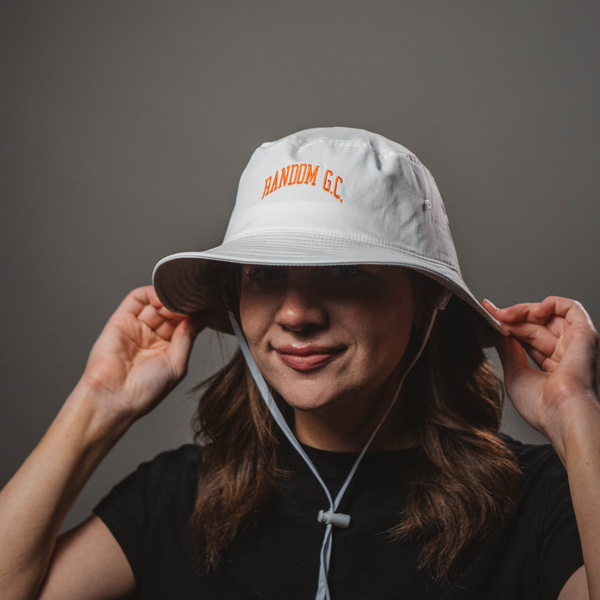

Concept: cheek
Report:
left=347, top=295, right=414, bottom=367
left=239, top=287, right=276, bottom=347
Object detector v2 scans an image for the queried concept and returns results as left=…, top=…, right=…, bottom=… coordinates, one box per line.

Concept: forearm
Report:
left=0, top=384, right=134, bottom=600
left=552, top=395, right=600, bottom=600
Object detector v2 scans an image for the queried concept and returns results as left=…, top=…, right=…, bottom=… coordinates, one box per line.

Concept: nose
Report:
left=275, top=272, right=327, bottom=333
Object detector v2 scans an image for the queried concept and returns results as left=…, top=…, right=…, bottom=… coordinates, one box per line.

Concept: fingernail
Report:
left=483, top=298, right=498, bottom=310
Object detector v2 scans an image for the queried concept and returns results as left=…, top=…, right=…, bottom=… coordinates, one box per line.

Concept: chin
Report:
left=272, top=384, right=331, bottom=411
left=273, top=380, right=370, bottom=413
left=280, top=395, right=333, bottom=412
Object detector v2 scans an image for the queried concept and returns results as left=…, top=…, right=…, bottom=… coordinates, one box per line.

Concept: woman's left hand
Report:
left=483, top=297, right=599, bottom=452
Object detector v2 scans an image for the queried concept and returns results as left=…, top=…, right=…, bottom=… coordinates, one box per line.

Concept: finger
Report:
left=540, top=356, right=560, bottom=372
left=531, top=296, right=596, bottom=330
left=116, top=289, right=148, bottom=317
left=484, top=298, right=595, bottom=359
left=544, top=314, right=569, bottom=339
left=534, top=300, right=599, bottom=387
left=139, top=305, right=189, bottom=342
left=137, top=303, right=168, bottom=330
left=154, top=319, right=180, bottom=341
left=520, top=341, right=561, bottom=372
left=521, top=342, right=547, bottom=369
left=117, top=285, right=183, bottom=323
left=142, top=286, right=184, bottom=319
left=493, top=330, right=530, bottom=383
left=167, top=317, right=200, bottom=374
left=487, top=301, right=551, bottom=326
left=114, top=288, right=152, bottom=320
left=484, top=301, right=559, bottom=355
left=527, top=299, right=599, bottom=372
left=500, top=321, right=559, bottom=358
left=494, top=296, right=594, bottom=330
left=121, top=286, right=183, bottom=320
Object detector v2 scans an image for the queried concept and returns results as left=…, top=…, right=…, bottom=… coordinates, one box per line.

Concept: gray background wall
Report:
left=1, top=1, right=598, bottom=532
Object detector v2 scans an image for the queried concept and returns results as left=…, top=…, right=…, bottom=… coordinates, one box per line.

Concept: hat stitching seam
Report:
left=287, top=136, right=368, bottom=151
left=222, top=230, right=455, bottom=268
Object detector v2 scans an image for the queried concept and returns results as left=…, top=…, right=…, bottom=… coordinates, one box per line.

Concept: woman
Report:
left=0, top=127, right=598, bottom=600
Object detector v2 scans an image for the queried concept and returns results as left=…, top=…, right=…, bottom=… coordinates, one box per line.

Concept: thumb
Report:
left=168, top=313, right=208, bottom=376
left=493, top=330, right=530, bottom=386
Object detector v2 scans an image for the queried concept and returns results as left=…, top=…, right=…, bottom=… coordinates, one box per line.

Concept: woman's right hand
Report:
left=0, top=286, right=208, bottom=600
left=77, top=285, right=208, bottom=422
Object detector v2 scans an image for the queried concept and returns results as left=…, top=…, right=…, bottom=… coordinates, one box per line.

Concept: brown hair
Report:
left=190, top=263, right=523, bottom=581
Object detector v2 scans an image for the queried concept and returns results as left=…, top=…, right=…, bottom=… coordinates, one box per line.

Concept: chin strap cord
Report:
left=228, top=290, right=450, bottom=600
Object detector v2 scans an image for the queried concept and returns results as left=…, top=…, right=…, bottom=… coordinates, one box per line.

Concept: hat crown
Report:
left=225, top=127, right=459, bottom=270
left=153, top=126, right=504, bottom=337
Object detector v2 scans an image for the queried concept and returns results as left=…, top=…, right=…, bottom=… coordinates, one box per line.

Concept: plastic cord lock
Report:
left=318, top=510, right=351, bottom=529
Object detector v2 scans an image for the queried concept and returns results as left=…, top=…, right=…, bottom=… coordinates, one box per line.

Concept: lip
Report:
left=274, top=345, right=346, bottom=371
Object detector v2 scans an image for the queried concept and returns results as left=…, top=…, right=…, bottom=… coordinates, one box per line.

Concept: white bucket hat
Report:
left=152, top=127, right=508, bottom=600
left=152, top=126, right=505, bottom=336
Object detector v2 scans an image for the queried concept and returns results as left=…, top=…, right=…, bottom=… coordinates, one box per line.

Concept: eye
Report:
left=336, top=265, right=361, bottom=277
left=245, top=266, right=286, bottom=281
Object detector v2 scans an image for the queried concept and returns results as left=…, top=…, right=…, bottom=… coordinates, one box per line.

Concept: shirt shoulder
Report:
left=484, top=434, right=584, bottom=600
left=501, top=433, right=560, bottom=469
left=139, top=444, right=200, bottom=506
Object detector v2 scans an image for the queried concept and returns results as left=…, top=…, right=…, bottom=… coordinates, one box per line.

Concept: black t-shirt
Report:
left=94, top=436, right=583, bottom=599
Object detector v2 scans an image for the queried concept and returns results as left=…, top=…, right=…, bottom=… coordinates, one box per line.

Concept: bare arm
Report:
left=0, top=286, right=205, bottom=600
left=37, top=516, right=135, bottom=600
left=485, top=297, right=600, bottom=600
left=555, top=398, right=600, bottom=600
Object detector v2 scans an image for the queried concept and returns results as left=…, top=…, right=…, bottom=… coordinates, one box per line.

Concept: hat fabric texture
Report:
left=153, top=126, right=504, bottom=334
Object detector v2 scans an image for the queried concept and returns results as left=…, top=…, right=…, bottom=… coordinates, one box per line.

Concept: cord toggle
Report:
left=318, top=510, right=351, bottom=528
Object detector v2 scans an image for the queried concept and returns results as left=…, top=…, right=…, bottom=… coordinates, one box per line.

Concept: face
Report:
left=238, top=264, right=417, bottom=415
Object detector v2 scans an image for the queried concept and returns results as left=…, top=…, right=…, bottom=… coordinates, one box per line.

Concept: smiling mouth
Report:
left=275, top=346, right=346, bottom=371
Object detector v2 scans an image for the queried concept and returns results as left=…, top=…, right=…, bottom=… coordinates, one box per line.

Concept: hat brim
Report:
left=152, top=230, right=505, bottom=337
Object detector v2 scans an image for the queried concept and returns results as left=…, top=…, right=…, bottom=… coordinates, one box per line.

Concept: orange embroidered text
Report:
left=323, top=170, right=343, bottom=201
left=260, top=164, right=343, bottom=202
left=261, top=163, right=320, bottom=199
